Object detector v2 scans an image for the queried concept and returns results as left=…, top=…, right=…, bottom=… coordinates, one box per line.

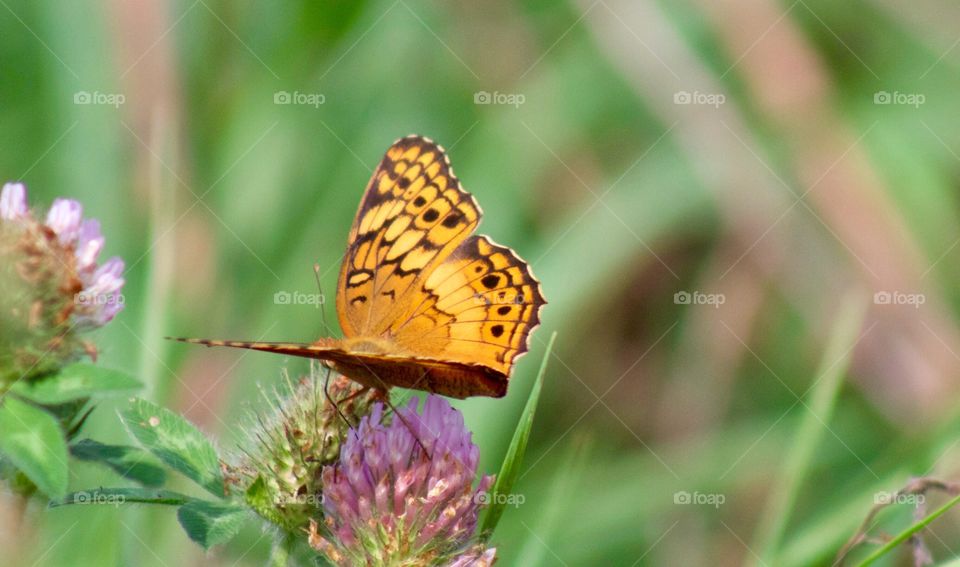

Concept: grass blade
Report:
left=751, top=294, right=868, bottom=565
left=480, top=331, right=556, bottom=539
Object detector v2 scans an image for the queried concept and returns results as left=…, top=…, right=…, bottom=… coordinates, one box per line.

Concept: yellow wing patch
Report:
left=337, top=136, right=481, bottom=337
left=389, top=234, right=545, bottom=376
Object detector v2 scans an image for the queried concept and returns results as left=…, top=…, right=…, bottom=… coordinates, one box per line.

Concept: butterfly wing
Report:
left=169, top=337, right=506, bottom=398
left=336, top=136, right=546, bottom=389
left=168, top=337, right=343, bottom=358
left=387, top=235, right=545, bottom=377
left=337, top=135, right=482, bottom=337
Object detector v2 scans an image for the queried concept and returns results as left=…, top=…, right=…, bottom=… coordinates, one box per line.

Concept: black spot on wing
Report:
left=481, top=274, right=500, bottom=289
left=442, top=212, right=461, bottom=228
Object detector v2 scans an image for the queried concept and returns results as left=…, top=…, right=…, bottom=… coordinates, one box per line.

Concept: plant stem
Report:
left=854, top=491, right=960, bottom=566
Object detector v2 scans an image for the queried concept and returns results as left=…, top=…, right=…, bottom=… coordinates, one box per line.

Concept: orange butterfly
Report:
left=172, top=135, right=546, bottom=398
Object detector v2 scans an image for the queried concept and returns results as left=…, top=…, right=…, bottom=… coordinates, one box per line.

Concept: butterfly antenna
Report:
left=313, top=263, right=331, bottom=334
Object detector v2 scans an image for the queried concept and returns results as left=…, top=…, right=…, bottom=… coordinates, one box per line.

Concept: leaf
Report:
left=70, top=439, right=166, bottom=487
left=11, top=363, right=141, bottom=405
left=0, top=397, right=69, bottom=498
left=120, top=398, right=224, bottom=496
left=244, top=474, right=287, bottom=528
left=177, top=500, right=248, bottom=549
left=480, top=331, right=556, bottom=539
left=750, top=294, right=868, bottom=565
left=50, top=487, right=192, bottom=508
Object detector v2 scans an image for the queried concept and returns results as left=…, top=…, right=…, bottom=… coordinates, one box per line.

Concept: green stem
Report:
left=854, top=492, right=960, bottom=566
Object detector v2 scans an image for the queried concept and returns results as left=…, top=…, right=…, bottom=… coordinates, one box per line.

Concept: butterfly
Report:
left=172, top=135, right=546, bottom=398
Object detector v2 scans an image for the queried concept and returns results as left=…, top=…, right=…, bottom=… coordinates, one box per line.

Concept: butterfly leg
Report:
left=336, top=384, right=374, bottom=406
left=323, top=367, right=356, bottom=430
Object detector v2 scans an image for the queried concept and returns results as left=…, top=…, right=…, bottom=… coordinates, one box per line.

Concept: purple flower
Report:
left=46, top=198, right=84, bottom=243
left=446, top=547, right=497, bottom=566
left=0, top=182, right=125, bottom=328
left=312, top=395, right=495, bottom=566
left=76, top=256, right=125, bottom=326
left=0, top=182, right=27, bottom=219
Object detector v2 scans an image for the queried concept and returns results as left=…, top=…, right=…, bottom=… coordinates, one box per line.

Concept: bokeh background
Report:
left=3, top=0, right=960, bottom=565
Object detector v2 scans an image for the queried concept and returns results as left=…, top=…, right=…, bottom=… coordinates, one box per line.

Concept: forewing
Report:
left=337, top=135, right=481, bottom=337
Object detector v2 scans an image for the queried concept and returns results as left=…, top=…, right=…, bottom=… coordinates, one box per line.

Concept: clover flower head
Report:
left=311, top=395, right=495, bottom=566
left=233, top=369, right=379, bottom=532
left=0, top=182, right=125, bottom=383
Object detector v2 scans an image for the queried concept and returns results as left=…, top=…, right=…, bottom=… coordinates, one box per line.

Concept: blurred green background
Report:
left=4, top=0, right=960, bottom=565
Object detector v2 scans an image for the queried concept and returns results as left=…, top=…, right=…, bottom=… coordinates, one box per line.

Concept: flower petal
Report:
left=45, top=198, right=84, bottom=243
left=0, top=182, right=28, bottom=220
left=75, top=219, right=104, bottom=273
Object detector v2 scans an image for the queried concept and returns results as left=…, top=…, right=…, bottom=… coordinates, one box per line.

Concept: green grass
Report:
left=3, top=0, right=960, bottom=564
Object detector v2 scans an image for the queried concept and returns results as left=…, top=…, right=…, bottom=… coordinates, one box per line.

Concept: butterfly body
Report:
left=171, top=136, right=545, bottom=399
